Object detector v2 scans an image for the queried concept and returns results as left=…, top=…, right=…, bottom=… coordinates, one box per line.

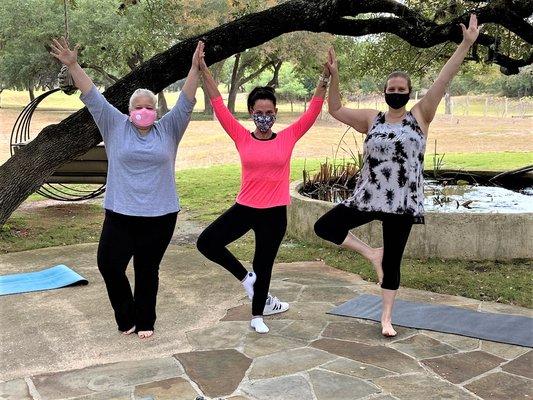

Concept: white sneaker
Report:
left=263, top=294, right=289, bottom=316
left=250, top=317, right=269, bottom=334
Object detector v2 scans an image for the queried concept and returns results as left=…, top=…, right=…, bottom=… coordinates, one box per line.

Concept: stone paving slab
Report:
left=70, top=388, right=132, bottom=399
left=373, top=373, right=478, bottom=400
left=240, top=375, right=314, bottom=400
left=242, top=333, right=308, bottom=358
left=298, top=286, right=359, bottom=303
left=421, top=350, right=505, bottom=384
left=248, top=347, right=336, bottom=380
left=277, top=319, right=328, bottom=341
left=420, top=330, right=480, bottom=351
left=311, top=338, right=422, bottom=374
left=0, top=379, right=32, bottom=400
left=501, top=350, right=533, bottom=379
left=320, top=357, right=394, bottom=380
left=134, top=377, right=199, bottom=399
left=389, top=334, right=458, bottom=359
left=186, top=321, right=251, bottom=350
left=174, top=349, right=251, bottom=398
left=322, top=321, right=415, bottom=346
left=31, top=357, right=183, bottom=400
left=464, top=372, right=533, bottom=400
left=480, top=340, right=531, bottom=360
left=308, top=369, right=380, bottom=399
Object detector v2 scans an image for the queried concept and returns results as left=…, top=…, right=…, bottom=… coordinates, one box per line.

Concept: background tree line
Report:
left=1, top=0, right=530, bottom=112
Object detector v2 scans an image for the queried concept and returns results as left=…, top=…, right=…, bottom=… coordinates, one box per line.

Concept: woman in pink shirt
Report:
left=197, top=44, right=329, bottom=333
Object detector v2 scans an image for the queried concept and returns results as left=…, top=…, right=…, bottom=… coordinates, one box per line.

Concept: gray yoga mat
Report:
left=328, top=294, right=533, bottom=347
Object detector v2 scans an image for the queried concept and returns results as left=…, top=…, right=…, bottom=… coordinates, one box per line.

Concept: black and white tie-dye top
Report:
left=343, top=111, right=426, bottom=224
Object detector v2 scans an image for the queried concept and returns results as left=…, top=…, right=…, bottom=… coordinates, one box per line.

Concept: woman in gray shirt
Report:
left=50, top=37, right=204, bottom=339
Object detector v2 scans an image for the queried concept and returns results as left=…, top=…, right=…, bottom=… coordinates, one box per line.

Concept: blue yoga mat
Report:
left=328, top=294, right=533, bottom=348
left=0, top=265, right=88, bottom=296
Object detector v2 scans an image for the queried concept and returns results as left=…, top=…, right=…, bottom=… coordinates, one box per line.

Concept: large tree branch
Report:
left=238, top=60, right=277, bottom=86
left=1, top=0, right=532, bottom=225
left=80, top=64, right=120, bottom=83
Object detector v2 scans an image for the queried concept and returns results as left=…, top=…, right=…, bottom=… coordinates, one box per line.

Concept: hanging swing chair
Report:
left=10, top=88, right=107, bottom=201
left=9, top=0, right=107, bottom=201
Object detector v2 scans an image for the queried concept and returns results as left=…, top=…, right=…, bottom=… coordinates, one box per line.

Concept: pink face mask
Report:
left=129, top=108, right=157, bottom=128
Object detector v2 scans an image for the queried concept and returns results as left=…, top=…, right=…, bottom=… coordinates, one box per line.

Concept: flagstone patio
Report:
left=0, top=243, right=531, bottom=400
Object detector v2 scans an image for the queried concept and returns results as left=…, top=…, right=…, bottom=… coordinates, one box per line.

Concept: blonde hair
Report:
left=129, top=88, right=157, bottom=110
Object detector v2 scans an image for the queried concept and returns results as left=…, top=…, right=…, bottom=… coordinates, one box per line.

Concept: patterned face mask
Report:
left=252, top=113, right=276, bottom=133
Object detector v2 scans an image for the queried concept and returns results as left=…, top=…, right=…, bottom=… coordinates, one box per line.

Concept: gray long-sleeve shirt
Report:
left=80, top=85, right=195, bottom=216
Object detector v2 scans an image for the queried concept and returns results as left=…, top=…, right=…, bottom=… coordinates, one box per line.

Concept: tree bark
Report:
left=1, top=0, right=531, bottom=225
left=267, top=61, right=283, bottom=88
left=28, top=85, right=35, bottom=102
left=227, top=53, right=241, bottom=113
left=157, top=91, right=169, bottom=116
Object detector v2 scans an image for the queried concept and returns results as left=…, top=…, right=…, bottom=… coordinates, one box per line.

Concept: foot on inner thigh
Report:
left=381, top=320, right=397, bottom=337
left=368, top=247, right=384, bottom=285
left=122, top=326, right=136, bottom=335
left=138, top=330, right=154, bottom=339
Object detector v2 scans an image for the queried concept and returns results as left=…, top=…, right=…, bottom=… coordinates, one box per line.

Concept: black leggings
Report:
left=97, top=209, right=177, bottom=332
left=314, top=204, right=413, bottom=290
left=196, top=203, right=287, bottom=316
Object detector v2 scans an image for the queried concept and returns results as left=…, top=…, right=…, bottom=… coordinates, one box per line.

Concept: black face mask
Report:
left=385, top=92, right=410, bottom=109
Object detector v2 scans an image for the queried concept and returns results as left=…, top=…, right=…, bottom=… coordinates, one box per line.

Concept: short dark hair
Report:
left=384, top=71, right=412, bottom=93
left=247, top=86, right=277, bottom=112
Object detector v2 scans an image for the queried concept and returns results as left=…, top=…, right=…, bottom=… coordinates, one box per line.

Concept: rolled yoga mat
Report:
left=0, top=264, right=88, bottom=296
left=328, top=294, right=533, bottom=347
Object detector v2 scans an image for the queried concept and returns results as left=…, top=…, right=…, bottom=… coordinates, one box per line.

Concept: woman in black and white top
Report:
left=315, top=15, right=480, bottom=337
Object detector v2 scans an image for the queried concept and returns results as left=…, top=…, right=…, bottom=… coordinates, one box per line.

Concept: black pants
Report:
left=314, top=204, right=413, bottom=290
left=97, top=209, right=177, bottom=332
left=196, top=203, right=287, bottom=316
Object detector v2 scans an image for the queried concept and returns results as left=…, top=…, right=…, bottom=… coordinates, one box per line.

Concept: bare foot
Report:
left=122, top=326, right=135, bottom=335
left=138, top=330, right=153, bottom=339
left=368, top=247, right=384, bottom=285
left=381, top=320, right=397, bottom=337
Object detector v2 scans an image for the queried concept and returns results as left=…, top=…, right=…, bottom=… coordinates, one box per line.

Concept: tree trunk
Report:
left=267, top=61, right=283, bottom=88
left=1, top=0, right=531, bottom=225
left=157, top=91, right=169, bottom=116
left=203, top=83, right=213, bottom=115
left=227, top=53, right=241, bottom=113
left=28, top=86, right=35, bottom=102
left=204, top=61, right=225, bottom=115
left=445, top=91, right=453, bottom=115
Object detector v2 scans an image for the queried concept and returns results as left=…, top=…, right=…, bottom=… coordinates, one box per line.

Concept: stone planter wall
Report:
left=288, top=181, right=533, bottom=261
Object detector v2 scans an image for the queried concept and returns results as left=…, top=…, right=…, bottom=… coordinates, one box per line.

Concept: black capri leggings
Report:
left=196, top=203, right=287, bottom=316
left=314, top=204, right=413, bottom=290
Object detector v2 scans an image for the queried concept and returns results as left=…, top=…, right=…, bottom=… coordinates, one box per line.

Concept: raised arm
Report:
left=49, top=37, right=93, bottom=95
left=180, top=41, right=202, bottom=103
left=288, top=62, right=329, bottom=141
left=326, top=48, right=377, bottom=134
left=158, top=41, right=203, bottom=141
left=199, top=48, right=247, bottom=142
left=413, top=14, right=480, bottom=126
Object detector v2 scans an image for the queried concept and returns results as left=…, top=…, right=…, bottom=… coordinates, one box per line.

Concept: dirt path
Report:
left=2, top=108, right=532, bottom=168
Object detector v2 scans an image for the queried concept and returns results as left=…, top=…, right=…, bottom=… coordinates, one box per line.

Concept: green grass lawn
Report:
left=2, top=154, right=532, bottom=307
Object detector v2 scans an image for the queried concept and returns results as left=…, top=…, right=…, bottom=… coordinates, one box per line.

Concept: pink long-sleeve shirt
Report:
left=211, top=95, right=324, bottom=209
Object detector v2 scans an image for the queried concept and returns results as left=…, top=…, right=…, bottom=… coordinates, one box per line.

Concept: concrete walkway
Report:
left=0, top=243, right=531, bottom=400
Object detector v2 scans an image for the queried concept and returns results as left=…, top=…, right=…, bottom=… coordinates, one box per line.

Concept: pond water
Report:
left=423, top=181, right=533, bottom=213
left=300, top=181, right=533, bottom=213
